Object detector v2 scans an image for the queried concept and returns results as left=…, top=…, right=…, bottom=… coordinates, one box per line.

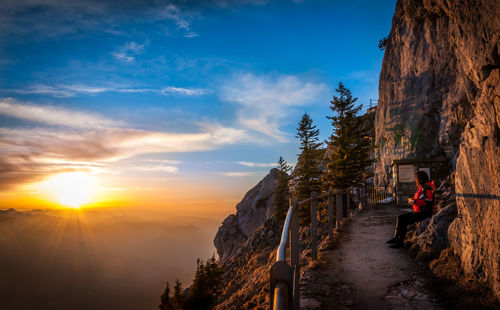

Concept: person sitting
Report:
left=387, top=171, right=435, bottom=248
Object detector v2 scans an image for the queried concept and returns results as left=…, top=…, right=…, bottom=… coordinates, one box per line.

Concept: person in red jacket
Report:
left=387, top=170, right=435, bottom=248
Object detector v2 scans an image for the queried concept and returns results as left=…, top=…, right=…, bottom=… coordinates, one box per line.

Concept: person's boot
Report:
left=386, top=236, right=399, bottom=244
left=389, top=239, right=404, bottom=248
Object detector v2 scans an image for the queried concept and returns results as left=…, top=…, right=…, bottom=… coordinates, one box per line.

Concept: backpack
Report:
left=422, top=180, right=435, bottom=214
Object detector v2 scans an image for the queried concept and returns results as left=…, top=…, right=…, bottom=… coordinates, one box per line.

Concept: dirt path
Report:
left=300, top=206, right=443, bottom=309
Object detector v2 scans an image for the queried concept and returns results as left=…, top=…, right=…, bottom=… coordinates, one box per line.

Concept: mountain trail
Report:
left=300, top=205, right=443, bottom=310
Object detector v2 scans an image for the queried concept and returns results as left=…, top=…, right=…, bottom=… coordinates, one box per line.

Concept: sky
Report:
left=0, top=0, right=396, bottom=218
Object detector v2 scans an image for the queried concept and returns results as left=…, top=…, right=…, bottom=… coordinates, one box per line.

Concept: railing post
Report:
left=269, top=261, right=292, bottom=310
left=335, top=189, right=343, bottom=231
left=328, top=188, right=334, bottom=240
left=342, top=192, right=348, bottom=218
left=346, top=189, right=351, bottom=217
left=311, top=191, right=317, bottom=260
left=290, top=201, right=300, bottom=310
left=363, top=184, right=368, bottom=209
left=354, top=186, right=361, bottom=211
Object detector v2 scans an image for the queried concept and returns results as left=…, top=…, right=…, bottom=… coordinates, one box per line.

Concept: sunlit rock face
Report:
left=213, top=168, right=282, bottom=308
left=214, top=168, right=280, bottom=263
left=376, top=0, right=499, bottom=297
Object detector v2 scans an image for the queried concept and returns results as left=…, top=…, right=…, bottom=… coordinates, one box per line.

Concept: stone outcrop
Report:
left=214, top=168, right=280, bottom=263
left=376, top=0, right=499, bottom=297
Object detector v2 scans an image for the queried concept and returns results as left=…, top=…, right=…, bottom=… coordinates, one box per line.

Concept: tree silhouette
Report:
left=324, top=82, right=374, bottom=190
left=159, top=282, right=173, bottom=310
left=273, top=156, right=292, bottom=223
left=159, top=256, right=224, bottom=310
left=172, top=279, right=184, bottom=309
left=295, top=113, right=322, bottom=224
left=184, top=256, right=224, bottom=310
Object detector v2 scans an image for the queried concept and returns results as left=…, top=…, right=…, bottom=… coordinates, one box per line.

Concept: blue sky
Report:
left=0, top=0, right=396, bottom=215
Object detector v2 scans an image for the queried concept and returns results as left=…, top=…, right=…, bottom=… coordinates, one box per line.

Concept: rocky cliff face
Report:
left=376, top=0, right=499, bottom=297
left=212, top=168, right=282, bottom=308
left=214, top=168, right=280, bottom=264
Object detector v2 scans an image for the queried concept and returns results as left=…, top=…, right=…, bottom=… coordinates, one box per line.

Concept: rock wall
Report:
left=376, top=0, right=499, bottom=297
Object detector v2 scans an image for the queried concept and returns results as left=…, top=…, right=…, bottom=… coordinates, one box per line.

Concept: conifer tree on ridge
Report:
left=295, top=113, right=322, bottom=224
left=324, top=82, right=374, bottom=190
left=273, top=156, right=292, bottom=223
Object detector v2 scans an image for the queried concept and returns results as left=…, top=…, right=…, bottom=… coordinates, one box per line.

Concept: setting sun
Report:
left=43, top=172, right=96, bottom=208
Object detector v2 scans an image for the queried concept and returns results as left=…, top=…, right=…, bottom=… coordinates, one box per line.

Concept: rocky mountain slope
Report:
left=212, top=169, right=332, bottom=309
left=375, top=0, right=499, bottom=298
left=213, top=169, right=281, bottom=308
left=214, top=168, right=280, bottom=264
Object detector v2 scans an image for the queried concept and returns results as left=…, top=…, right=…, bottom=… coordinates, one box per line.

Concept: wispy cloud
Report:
left=221, top=73, right=328, bottom=141
left=213, top=0, right=270, bottom=7
left=222, top=172, right=256, bottom=177
left=161, top=86, right=209, bottom=96
left=131, top=165, right=179, bottom=174
left=112, top=41, right=145, bottom=63
left=5, top=84, right=209, bottom=98
left=0, top=0, right=295, bottom=41
left=159, top=4, right=198, bottom=38
left=143, top=159, right=183, bottom=165
left=0, top=99, right=118, bottom=128
left=0, top=99, right=248, bottom=189
left=236, top=161, right=275, bottom=168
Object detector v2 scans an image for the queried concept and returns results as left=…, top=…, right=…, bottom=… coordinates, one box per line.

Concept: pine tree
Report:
left=273, top=156, right=292, bottom=223
left=184, top=255, right=224, bottom=310
left=324, top=82, right=374, bottom=190
left=172, top=279, right=184, bottom=309
left=159, top=282, right=173, bottom=310
left=295, top=113, right=322, bottom=224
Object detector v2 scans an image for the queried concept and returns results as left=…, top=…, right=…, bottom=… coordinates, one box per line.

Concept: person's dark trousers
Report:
left=394, top=211, right=432, bottom=240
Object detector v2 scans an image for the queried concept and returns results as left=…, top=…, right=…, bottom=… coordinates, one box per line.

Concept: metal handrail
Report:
left=277, top=192, right=330, bottom=261
left=270, top=187, right=367, bottom=310
left=277, top=202, right=296, bottom=261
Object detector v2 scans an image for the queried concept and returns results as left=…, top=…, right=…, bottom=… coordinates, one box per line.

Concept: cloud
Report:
left=222, top=172, right=256, bottom=177
left=0, top=126, right=246, bottom=189
left=0, top=100, right=248, bottom=189
left=158, top=4, right=199, bottom=38
left=1, top=0, right=286, bottom=41
left=0, top=99, right=118, bottom=128
left=213, top=0, right=269, bottom=7
left=144, top=159, right=183, bottom=165
left=132, top=165, right=179, bottom=174
left=161, top=86, right=209, bottom=96
left=184, top=32, right=199, bottom=38
left=220, top=73, right=328, bottom=141
left=5, top=84, right=209, bottom=98
left=160, top=4, right=192, bottom=30
left=112, top=42, right=145, bottom=63
left=236, top=161, right=275, bottom=168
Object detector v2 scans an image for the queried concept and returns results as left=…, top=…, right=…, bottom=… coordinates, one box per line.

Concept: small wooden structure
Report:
left=391, top=158, right=448, bottom=205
